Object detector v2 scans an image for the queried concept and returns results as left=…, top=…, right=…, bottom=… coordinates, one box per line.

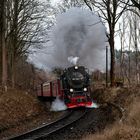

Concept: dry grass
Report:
left=83, top=87, right=140, bottom=140
left=0, top=89, right=64, bottom=140
left=0, top=89, right=44, bottom=131
left=126, top=100, right=140, bottom=128
left=84, top=124, right=140, bottom=140
left=83, top=100, right=140, bottom=140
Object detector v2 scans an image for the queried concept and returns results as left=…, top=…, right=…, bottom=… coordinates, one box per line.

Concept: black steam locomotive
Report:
left=37, top=65, right=93, bottom=108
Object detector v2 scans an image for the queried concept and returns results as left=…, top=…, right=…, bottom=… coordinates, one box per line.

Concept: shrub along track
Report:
left=9, top=103, right=122, bottom=140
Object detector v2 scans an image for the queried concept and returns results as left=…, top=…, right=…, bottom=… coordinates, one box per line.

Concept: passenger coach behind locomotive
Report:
left=61, top=65, right=92, bottom=108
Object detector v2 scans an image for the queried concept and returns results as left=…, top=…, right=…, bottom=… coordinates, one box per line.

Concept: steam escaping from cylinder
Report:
left=86, top=102, right=99, bottom=108
left=50, top=97, right=67, bottom=111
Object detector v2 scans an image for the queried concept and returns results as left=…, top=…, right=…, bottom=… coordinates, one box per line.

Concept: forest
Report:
left=0, top=0, right=140, bottom=91
left=0, top=0, right=140, bottom=140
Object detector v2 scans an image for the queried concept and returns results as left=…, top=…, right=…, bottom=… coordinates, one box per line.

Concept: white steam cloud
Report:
left=30, top=8, right=108, bottom=71
left=50, top=97, right=67, bottom=111
left=68, top=56, right=79, bottom=65
left=49, top=8, right=107, bottom=71
left=86, top=102, right=99, bottom=108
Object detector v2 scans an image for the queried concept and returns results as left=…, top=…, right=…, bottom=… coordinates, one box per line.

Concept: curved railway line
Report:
left=8, top=102, right=124, bottom=140
left=9, top=109, right=88, bottom=140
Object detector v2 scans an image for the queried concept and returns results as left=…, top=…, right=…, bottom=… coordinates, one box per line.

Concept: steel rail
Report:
left=8, top=109, right=88, bottom=140
left=8, top=110, right=73, bottom=140
left=35, top=109, right=88, bottom=140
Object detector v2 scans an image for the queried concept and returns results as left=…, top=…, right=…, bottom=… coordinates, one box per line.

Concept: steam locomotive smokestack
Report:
left=34, top=8, right=108, bottom=71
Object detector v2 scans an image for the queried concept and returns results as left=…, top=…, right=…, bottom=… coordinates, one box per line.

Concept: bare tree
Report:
left=118, top=12, right=133, bottom=85
left=130, top=10, right=140, bottom=84
left=0, top=0, right=8, bottom=91
left=10, top=0, right=44, bottom=88
left=117, top=7, right=140, bottom=85
left=84, top=0, right=129, bottom=86
left=119, top=19, right=126, bottom=83
left=0, top=0, right=45, bottom=90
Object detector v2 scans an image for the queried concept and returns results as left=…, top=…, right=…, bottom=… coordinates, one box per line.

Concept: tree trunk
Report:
left=11, top=55, right=15, bottom=88
left=1, top=0, right=8, bottom=91
left=11, top=0, right=19, bottom=88
left=0, top=31, right=2, bottom=84
left=109, top=32, right=115, bottom=87
left=2, top=37, right=7, bottom=91
left=0, top=1, right=2, bottom=82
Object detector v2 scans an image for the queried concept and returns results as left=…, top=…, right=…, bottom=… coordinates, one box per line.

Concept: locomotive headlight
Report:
left=83, top=88, right=87, bottom=91
left=70, top=88, right=74, bottom=92
left=75, top=66, right=78, bottom=69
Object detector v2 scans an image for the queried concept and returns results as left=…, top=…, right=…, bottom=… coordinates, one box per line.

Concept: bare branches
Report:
left=0, top=0, right=45, bottom=88
left=131, top=0, right=140, bottom=10
left=83, top=0, right=130, bottom=86
left=83, top=0, right=92, bottom=11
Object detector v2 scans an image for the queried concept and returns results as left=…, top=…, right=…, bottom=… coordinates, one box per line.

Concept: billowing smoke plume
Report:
left=30, top=8, right=108, bottom=71
left=49, top=8, right=107, bottom=71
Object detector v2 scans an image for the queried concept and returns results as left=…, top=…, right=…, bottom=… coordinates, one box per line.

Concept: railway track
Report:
left=9, top=109, right=87, bottom=140
left=46, top=103, right=124, bottom=140
left=8, top=103, right=123, bottom=140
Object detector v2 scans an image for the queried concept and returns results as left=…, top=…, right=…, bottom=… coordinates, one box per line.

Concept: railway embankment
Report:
left=83, top=86, right=140, bottom=140
left=1, top=87, right=140, bottom=140
left=0, top=89, right=63, bottom=139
